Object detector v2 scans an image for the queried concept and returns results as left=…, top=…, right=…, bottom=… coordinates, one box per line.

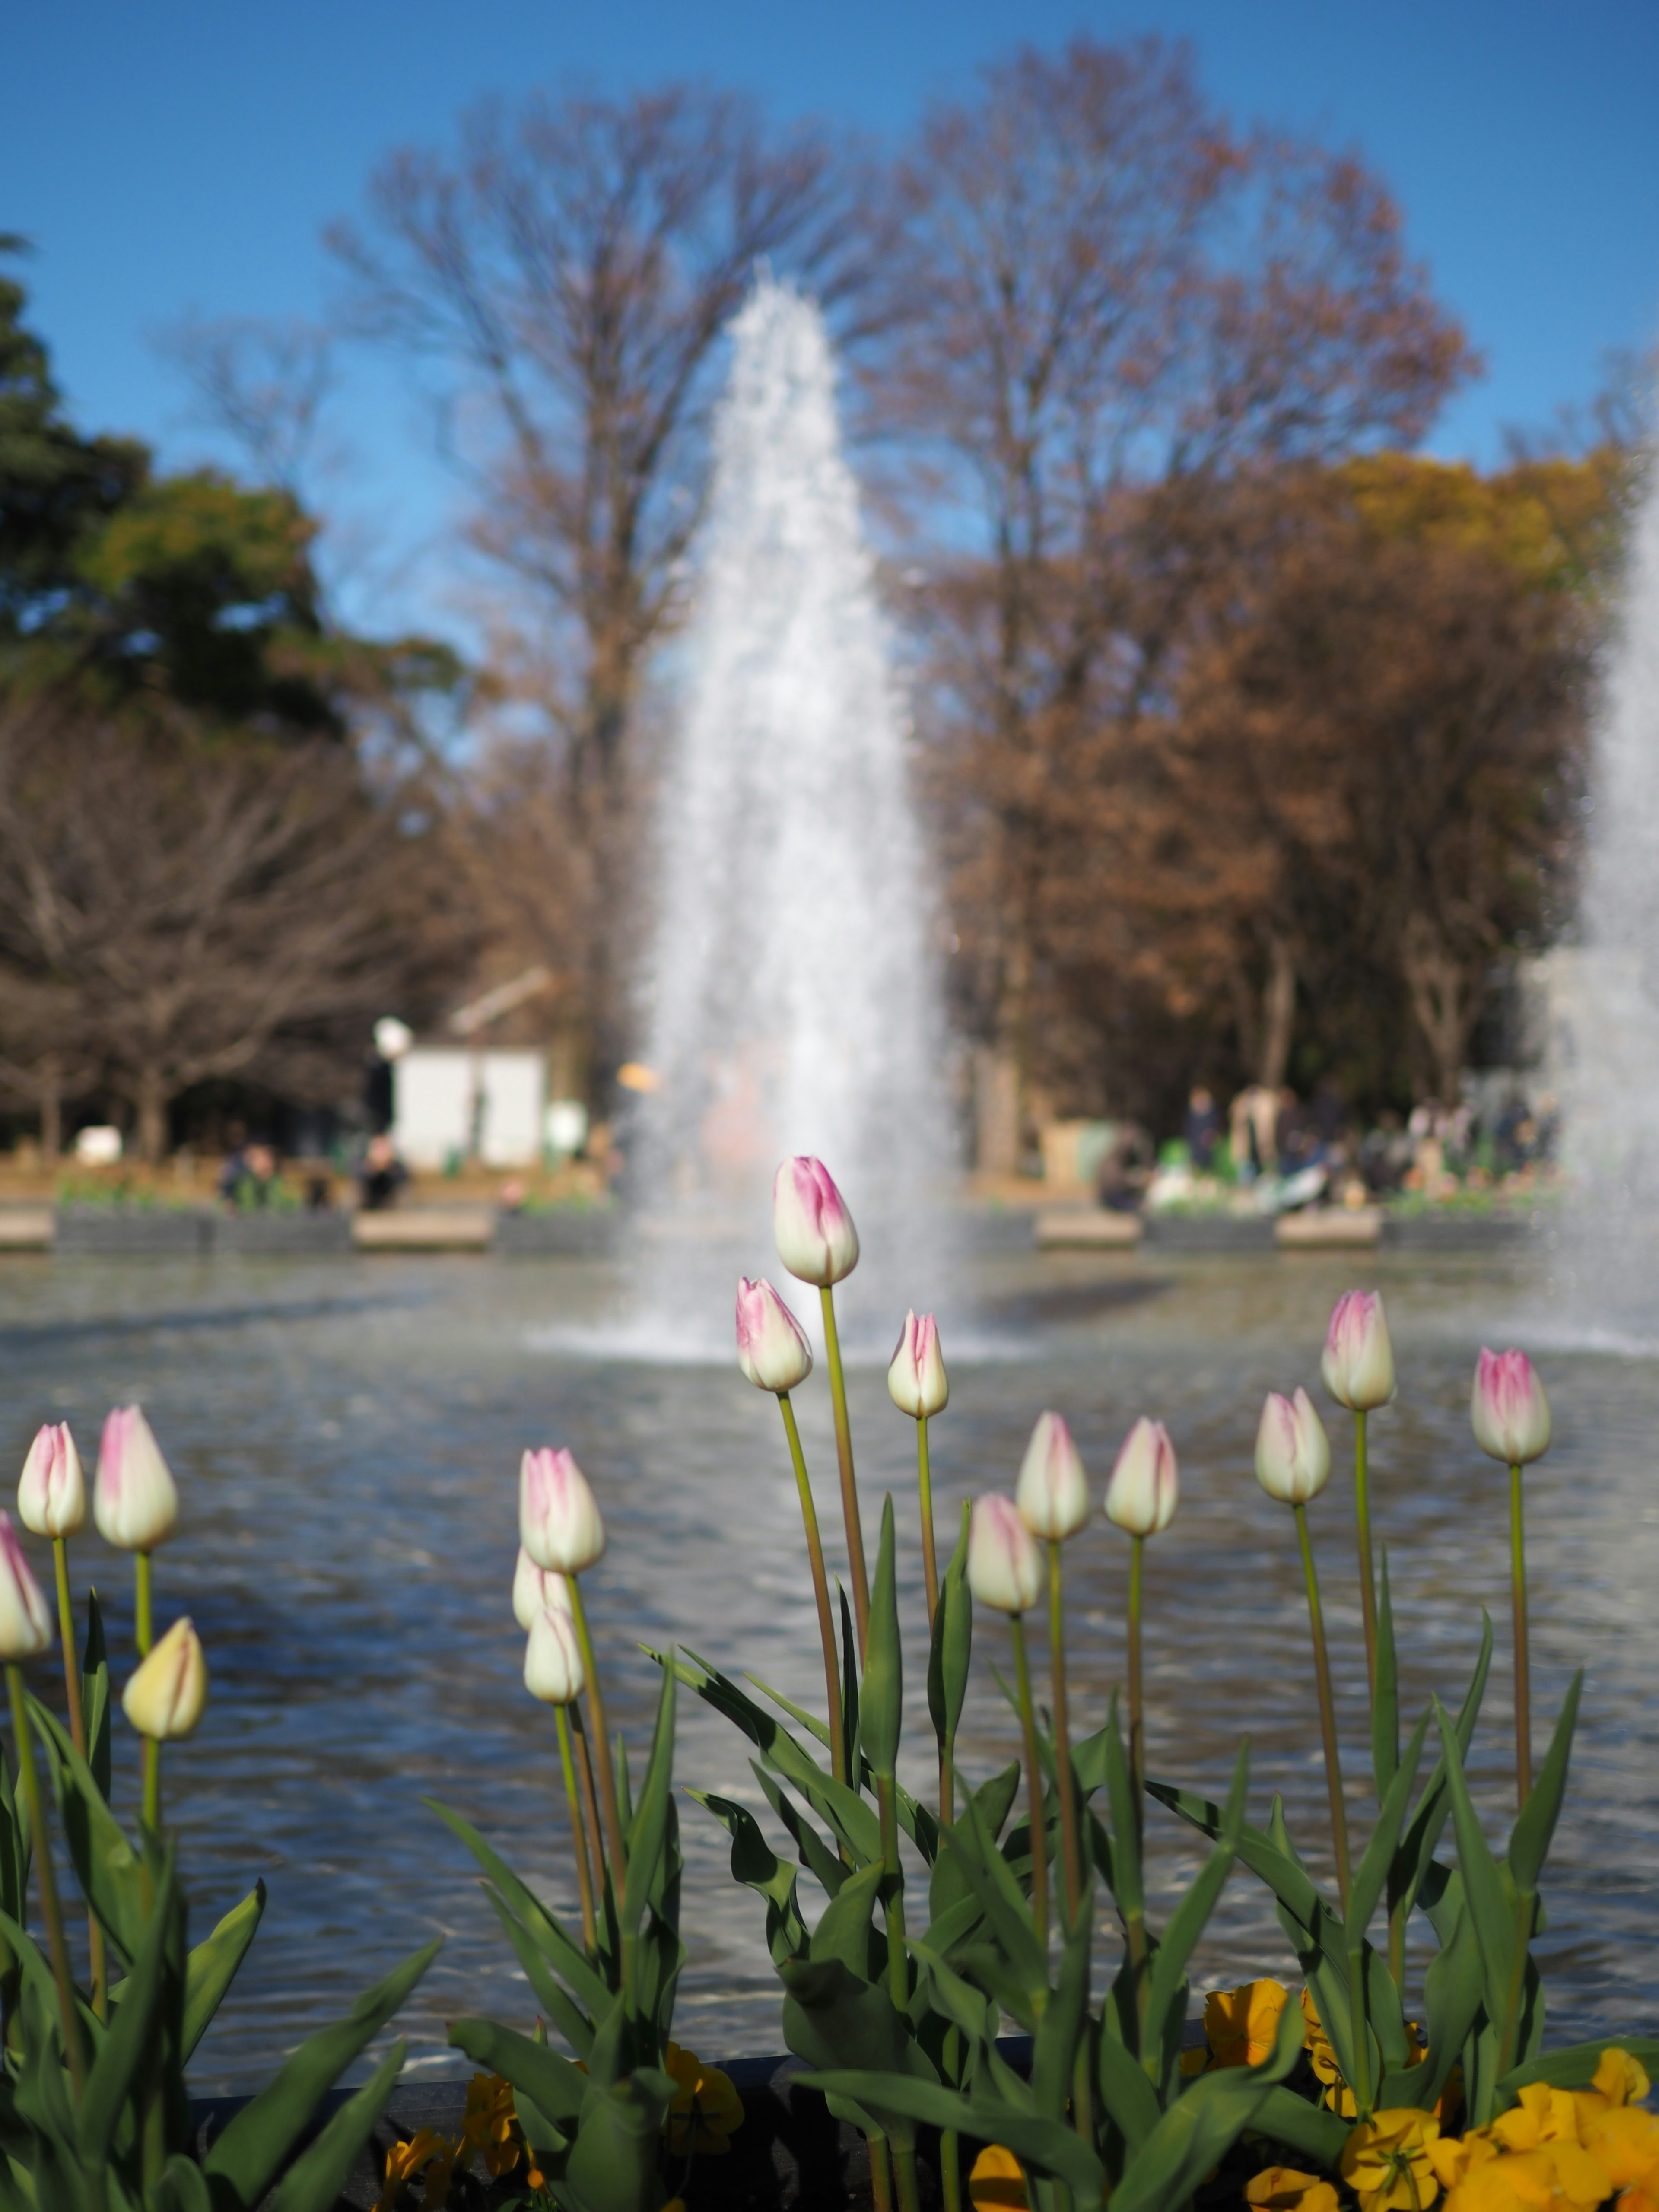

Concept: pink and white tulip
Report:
left=1015, top=1411, right=1089, bottom=1541
left=512, top=1547, right=573, bottom=1631
left=887, top=1310, right=949, bottom=1419
left=1471, top=1349, right=1551, bottom=1466
left=772, top=1157, right=860, bottom=1287
left=18, top=1422, right=85, bottom=1540
left=736, top=1276, right=815, bottom=1394
left=966, top=1494, right=1044, bottom=1614
left=94, top=1406, right=180, bottom=1552
left=519, top=1448, right=607, bottom=1575
left=122, top=1616, right=207, bottom=1739
left=0, top=1515, right=52, bottom=1661
left=1104, top=1418, right=1179, bottom=1537
left=1255, top=1389, right=1332, bottom=1506
left=1321, top=1290, right=1395, bottom=1411
left=523, top=1606, right=586, bottom=1705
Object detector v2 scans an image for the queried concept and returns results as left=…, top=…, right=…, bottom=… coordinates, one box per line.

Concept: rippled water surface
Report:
left=3, top=1236, right=1653, bottom=2092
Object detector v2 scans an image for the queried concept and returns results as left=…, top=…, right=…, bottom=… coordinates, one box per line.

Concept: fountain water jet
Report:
left=1547, top=422, right=1659, bottom=1341
left=626, top=277, right=953, bottom=1349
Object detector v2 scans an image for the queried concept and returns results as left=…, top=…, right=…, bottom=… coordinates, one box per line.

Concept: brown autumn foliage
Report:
left=927, top=456, right=1598, bottom=1129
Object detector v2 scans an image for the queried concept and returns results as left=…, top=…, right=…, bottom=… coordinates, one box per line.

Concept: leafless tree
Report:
left=885, top=36, right=1475, bottom=1151
left=0, top=702, right=470, bottom=1159
left=328, top=85, right=892, bottom=1072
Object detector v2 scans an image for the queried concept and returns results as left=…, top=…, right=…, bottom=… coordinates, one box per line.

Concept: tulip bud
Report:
left=773, top=1157, right=860, bottom=1287
left=519, top=1447, right=607, bottom=1575
left=966, top=1493, right=1043, bottom=1614
left=1015, top=1411, right=1089, bottom=1541
left=523, top=1605, right=586, bottom=1705
left=18, top=1422, right=86, bottom=1540
left=1321, top=1291, right=1395, bottom=1412
left=94, top=1405, right=180, bottom=1553
left=512, top=1547, right=573, bottom=1631
left=1254, top=1389, right=1332, bottom=1505
left=736, top=1276, right=814, bottom=1394
left=0, top=1514, right=52, bottom=1662
left=122, top=1616, right=207, bottom=1740
left=1104, top=1418, right=1179, bottom=1537
left=1471, top=1348, right=1551, bottom=1466
left=887, top=1311, right=948, bottom=1419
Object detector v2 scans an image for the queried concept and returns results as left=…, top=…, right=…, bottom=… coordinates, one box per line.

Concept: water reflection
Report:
left=2, top=1240, right=1652, bottom=2092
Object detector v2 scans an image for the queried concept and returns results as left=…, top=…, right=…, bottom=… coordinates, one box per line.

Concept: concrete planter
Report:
left=218, top=1212, right=354, bottom=1256
left=492, top=1208, right=618, bottom=1258
left=54, top=1205, right=214, bottom=1257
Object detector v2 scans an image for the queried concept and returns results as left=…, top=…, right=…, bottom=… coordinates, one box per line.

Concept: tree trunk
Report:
left=973, top=1044, right=1023, bottom=1175
left=1402, top=915, right=1476, bottom=1103
left=136, top=1068, right=170, bottom=1165
left=38, top=1058, right=61, bottom=1162
left=1258, top=935, right=1297, bottom=1092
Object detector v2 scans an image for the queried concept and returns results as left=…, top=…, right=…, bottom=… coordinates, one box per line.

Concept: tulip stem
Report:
left=570, top=1705, right=610, bottom=1930
left=867, top=2134, right=894, bottom=2212
left=1046, top=1543, right=1081, bottom=1923
left=778, top=1394, right=847, bottom=1786
left=1354, top=1411, right=1376, bottom=1700
left=6, top=1664, right=83, bottom=2098
left=1009, top=1612, right=1048, bottom=1959
left=51, top=1541, right=86, bottom=1758
left=565, top=1580, right=628, bottom=1888
left=1127, top=1534, right=1145, bottom=1845
left=555, top=1705, right=598, bottom=1954
left=1510, top=1462, right=1531, bottom=1810
left=916, top=1415, right=938, bottom=1631
left=818, top=1285, right=870, bottom=1660
left=142, top=1740, right=161, bottom=1833
left=1294, top=1503, right=1351, bottom=1910
left=135, top=1549, right=153, bottom=1657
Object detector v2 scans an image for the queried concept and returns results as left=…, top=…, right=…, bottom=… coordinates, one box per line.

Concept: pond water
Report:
left=3, top=1234, right=1654, bottom=2094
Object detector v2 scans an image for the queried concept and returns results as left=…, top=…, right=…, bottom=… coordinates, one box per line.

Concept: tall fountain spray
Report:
left=629, top=277, right=952, bottom=1344
left=1550, top=435, right=1659, bottom=1336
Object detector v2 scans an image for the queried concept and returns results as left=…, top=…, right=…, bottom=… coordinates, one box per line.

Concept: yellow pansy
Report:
left=1428, top=2130, right=1500, bottom=2193
left=969, top=2145, right=1029, bottom=2208
left=374, top=2129, right=459, bottom=2212
left=1490, top=2082, right=1586, bottom=2154
left=664, top=2040, right=745, bottom=2156
left=1341, top=2110, right=1443, bottom=2212
left=1586, top=2049, right=1654, bottom=2112
left=1244, top=2164, right=1341, bottom=2211
left=1445, top=2148, right=1560, bottom=2212
left=1580, top=2104, right=1659, bottom=2195
left=460, top=2072, right=522, bottom=2178
left=1199, top=1979, right=1290, bottom=2069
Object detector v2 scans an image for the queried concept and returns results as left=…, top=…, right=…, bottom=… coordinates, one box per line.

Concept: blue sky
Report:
left=6, top=0, right=1659, bottom=639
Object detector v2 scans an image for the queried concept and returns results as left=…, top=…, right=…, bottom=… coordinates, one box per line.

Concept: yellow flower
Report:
left=969, top=2145, right=1029, bottom=2208
left=1445, top=2148, right=1559, bottom=2212
left=1491, top=2083, right=1587, bottom=2155
left=374, top=2129, right=459, bottom=2212
left=664, top=2040, right=745, bottom=2156
left=1341, top=2110, right=1443, bottom=2212
left=458, top=2072, right=523, bottom=2177
left=1244, top=2164, right=1341, bottom=2211
left=1429, top=2131, right=1500, bottom=2193
left=1585, top=2050, right=1654, bottom=2113
left=1200, top=1979, right=1290, bottom=2069
left=1580, top=2105, right=1659, bottom=2196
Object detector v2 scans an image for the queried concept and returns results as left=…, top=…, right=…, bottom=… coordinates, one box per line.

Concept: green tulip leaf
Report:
left=620, top=1660, right=676, bottom=1957
left=928, top=1502, right=973, bottom=1753
left=1498, top=2039, right=1659, bottom=2096
left=1509, top=1672, right=1583, bottom=1896
left=267, top=2039, right=407, bottom=2212
left=750, top=1762, right=848, bottom=1900
left=447, top=2016, right=589, bottom=2122
left=692, top=1790, right=809, bottom=1967
left=1109, top=1995, right=1304, bottom=2212
left=1144, top=1745, right=1248, bottom=2091
left=425, top=1798, right=610, bottom=2017
left=798, top=2071, right=1106, bottom=2199
left=1347, top=1708, right=1430, bottom=1947
left=1373, top=1551, right=1400, bottom=1800
left=182, top=1881, right=266, bottom=2063
left=861, top=1498, right=902, bottom=1781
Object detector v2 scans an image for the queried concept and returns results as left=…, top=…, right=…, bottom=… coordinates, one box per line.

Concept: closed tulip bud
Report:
left=736, top=1276, right=814, bottom=1393
left=772, top=1157, right=860, bottom=1287
left=0, top=1514, right=52, bottom=1661
left=1321, top=1291, right=1395, bottom=1412
left=1015, top=1411, right=1089, bottom=1540
left=94, top=1405, right=180, bottom=1552
left=1255, top=1389, right=1332, bottom=1505
left=523, top=1605, right=586, bottom=1705
left=966, top=1493, right=1044, bottom=1614
left=512, top=1546, right=573, bottom=1631
left=122, top=1616, right=207, bottom=1740
left=1104, top=1418, right=1179, bottom=1537
left=519, top=1447, right=606, bottom=1575
left=1471, top=1348, right=1551, bottom=1465
left=18, top=1422, right=86, bottom=1539
left=887, top=1310, right=949, bottom=1419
